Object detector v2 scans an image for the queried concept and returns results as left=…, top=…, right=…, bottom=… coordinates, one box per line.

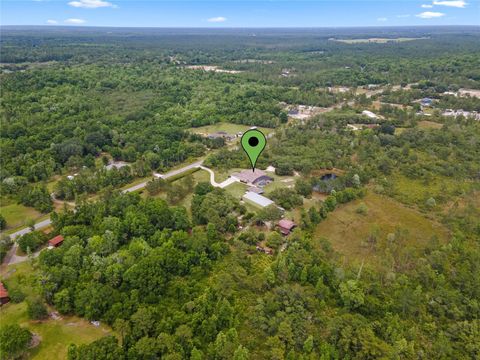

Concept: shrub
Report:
left=27, top=297, right=48, bottom=320
left=8, top=288, right=26, bottom=303
left=18, top=231, right=48, bottom=253
left=0, top=324, right=32, bottom=359
left=356, top=203, right=369, bottom=215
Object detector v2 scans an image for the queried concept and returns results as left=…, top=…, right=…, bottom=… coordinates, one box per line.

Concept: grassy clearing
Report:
left=389, top=174, right=473, bottom=208
left=418, top=120, right=443, bottom=130
left=0, top=202, right=43, bottom=230
left=0, top=262, right=114, bottom=360
left=263, top=172, right=296, bottom=193
left=0, top=302, right=113, bottom=360
left=224, top=182, right=248, bottom=200
left=189, top=123, right=274, bottom=136
left=313, top=192, right=449, bottom=267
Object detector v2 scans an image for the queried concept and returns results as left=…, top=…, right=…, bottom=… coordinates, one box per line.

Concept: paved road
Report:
left=3, top=159, right=205, bottom=243
left=9, top=218, right=53, bottom=240
left=124, top=160, right=203, bottom=193
left=199, top=165, right=239, bottom=188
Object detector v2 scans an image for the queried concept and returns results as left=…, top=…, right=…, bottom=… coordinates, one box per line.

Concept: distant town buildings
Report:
left=442, top=109, right=480, bottom=120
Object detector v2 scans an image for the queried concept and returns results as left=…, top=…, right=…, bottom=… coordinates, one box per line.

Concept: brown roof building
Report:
left=278, top=219, right=297, bottom=235
left=231, top=169, right=273, bottom=186
left=0, top=282, right=10, bottom=305
left=48, top=235, right=64, bottom=247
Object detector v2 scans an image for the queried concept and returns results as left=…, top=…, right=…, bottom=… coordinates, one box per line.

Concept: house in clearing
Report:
left=231, top=169, right=273, bottom=187
left=0, top=282, right=10, bottom=305
left=278, top=219, right=297, bottom=235
left=48, top=235, right=64, bottom=248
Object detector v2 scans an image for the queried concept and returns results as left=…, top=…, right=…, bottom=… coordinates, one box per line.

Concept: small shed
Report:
left=0, top=282, right=10, bottom=305
left=48, top=235, right=64, bottom=248
left=278, top=219, right=297, bottom=235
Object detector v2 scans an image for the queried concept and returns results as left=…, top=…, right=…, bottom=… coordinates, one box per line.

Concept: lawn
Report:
left=0, top=262, right=114, bottom=360
left=224, top=182, right=248, bottom=200
left=313, top=192, right=449, bottom=267
left=0, top=201, right=43, bottom=230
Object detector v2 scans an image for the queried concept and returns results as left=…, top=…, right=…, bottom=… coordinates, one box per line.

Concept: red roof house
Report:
left=278, top=219, right=297, bottom=235
left=48, top=235, right=64, bottom=247
left=0, top=282, right=10, bottom=305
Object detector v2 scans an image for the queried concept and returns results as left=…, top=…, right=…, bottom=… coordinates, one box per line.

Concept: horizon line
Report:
left=2, top=24, right=480, bottom=29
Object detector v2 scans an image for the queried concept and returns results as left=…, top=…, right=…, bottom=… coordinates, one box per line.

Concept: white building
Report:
left=362, top=110, right=379, bottom=119
left=242, top=191, right=274, bottom=208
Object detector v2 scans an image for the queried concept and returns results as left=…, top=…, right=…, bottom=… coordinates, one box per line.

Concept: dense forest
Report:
left=0, top=26, right=479, bottom=360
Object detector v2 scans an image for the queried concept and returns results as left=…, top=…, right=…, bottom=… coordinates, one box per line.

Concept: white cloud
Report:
left=377, top=17, right=388, bottom=22
left=64, top=18, right=86, bottom=24
left=68, top=0, right=115, bottom=8
left=46, top=19, right=58, bottom=24
left=207, top=16, right=227, bottom=23
left=433, top=0, right=467, bottom=7
left=421, top=4, right=434, bottom=8
left=397, top=14, right=411, bottom=18
left=416, top=11, right=446, bottom=18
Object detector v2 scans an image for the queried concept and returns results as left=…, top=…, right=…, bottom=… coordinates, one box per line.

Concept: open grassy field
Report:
left=417, top=120, right=443, bottom=130
left=189, top=123, right=274, bottom=136
left=0, top=201, right=43, bottom=230
left=0, top=262, right=113, bottom=360
left=389, top=174, right=474, bottom=208
left=313, top=192, right=449, bottom=267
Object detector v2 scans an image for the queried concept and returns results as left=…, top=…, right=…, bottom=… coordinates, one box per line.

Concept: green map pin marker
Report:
left=241, top=129, right=266, bottom=171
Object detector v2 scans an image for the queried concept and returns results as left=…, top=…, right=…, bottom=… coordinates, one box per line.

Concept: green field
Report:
left=224, top=181, right=248, bottom=200
left=314, top=192, right=449, bottom=267
left=189, top=123, right=275, bottom=137
left=0, top=201, right=43, bottom=230
left=389, top=174, right=473, bottom=208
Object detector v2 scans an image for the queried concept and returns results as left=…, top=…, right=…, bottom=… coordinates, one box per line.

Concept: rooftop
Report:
left=49, top=235, right=64, bottom=246
left=243, top=191, right=274, bottom=208
left=278, top=219, right=296, bottom=230
left=0, top=282, right=8, bottom=298
left=232, top=169, right=269, bottom=184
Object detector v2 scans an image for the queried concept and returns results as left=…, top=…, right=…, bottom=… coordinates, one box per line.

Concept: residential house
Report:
left=0, top=282, right=10, bottom=305
left=278, top=219, right=297, bottom=235
left=48, top=235, right=64, bottom=248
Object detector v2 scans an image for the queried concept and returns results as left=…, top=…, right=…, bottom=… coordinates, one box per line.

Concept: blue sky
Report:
left=1, top=1, right=479, bottom=27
